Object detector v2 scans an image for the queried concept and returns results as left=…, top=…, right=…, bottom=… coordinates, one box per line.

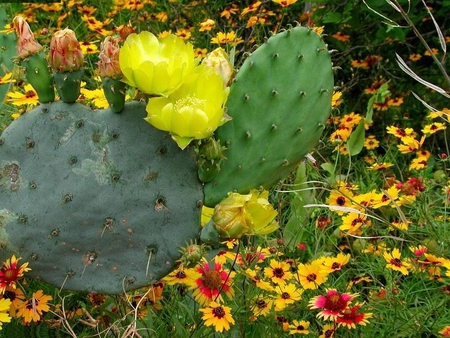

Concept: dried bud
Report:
left=50, top=28, right=84, bottom=72
left=202, top=47, right=233, bottom=86
left=98, top=36, right=122, bottom=78
left=13, top=16, right=43, bottom=59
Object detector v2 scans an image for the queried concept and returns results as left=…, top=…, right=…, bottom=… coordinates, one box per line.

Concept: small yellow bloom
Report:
left=200, top=301, right=235, bottom=332
left=273, top=0, right=298, bottom=7
left=422, top=122, right=446, bottom=135
left=199, top=19, right=215, bottom=32
left=211, top=31, right=244, bottom=46
left=119, top=31, right=197, bottom=96
left=383, top=248, right=411, bottom=275
left=6, top=84, right=39, bottom=106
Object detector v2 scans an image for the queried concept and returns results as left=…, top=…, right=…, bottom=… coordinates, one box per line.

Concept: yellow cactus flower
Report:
left=145, top=64, right=229, bottom=149
left=212, top=189, right=278, bottom=239
left=119, top=31, right=197, bottom=96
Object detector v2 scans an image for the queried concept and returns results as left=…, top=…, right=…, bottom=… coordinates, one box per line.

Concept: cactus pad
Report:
left=203, top=27, right=334, bottom=206
left=0, top=102, right=203, bottom=294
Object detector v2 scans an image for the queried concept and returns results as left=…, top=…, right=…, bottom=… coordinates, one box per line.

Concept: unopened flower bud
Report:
left=50, top=28, right=84, bottom=72
left=212, top=190, right=278, bottom=239
left=13, top=16, right=43, bottom=59
left=202, top=47, right=233, bottom=86
left=98, top=36, right=122, bottom=78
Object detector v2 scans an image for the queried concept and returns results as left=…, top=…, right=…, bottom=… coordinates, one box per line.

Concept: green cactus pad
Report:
left=0, top=101, right=203, bottom=294
left=203, top=26, right=334, bottom=206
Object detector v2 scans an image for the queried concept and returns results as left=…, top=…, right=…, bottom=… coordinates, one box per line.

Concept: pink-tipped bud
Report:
left=98, top=36, right=122, bottom=78
left=13, top=16, right=43, bottom=59
left=50, top=28, right=84, bottom=72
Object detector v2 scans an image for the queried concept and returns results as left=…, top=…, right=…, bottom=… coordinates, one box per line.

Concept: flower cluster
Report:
left=0, top=256, right=52, bottom=327
left=119, top=31, right=231, bottom=149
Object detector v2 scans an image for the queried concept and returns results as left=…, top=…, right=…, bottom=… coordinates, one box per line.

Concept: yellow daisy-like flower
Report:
left=326, top=187, right=355, bottom=215
left=79, top=41, right=98, bottom=54
left=340, top=213, right=371, bottom=236
left=321, top=253, right=351, bottom=273
left=340, top=112, right=362, bottom=128
left=0, top=72, right=15, bottom=85
left=211, top=31, right=244, bottom=46
left=273, top=283, right=303, bottom=311
left=263, top=259, right=293, bottom=286
left=16, top=290, right=52, bottom=323
left=289, top=319, right=310, bottom=335
left=422, top=122, right=446, bottom=135
left=200, top=301, right=235, bottom=332
left=409, top=156, right=428, bottom=170
left=364, top=135, right=380, bottom=150
left=251, top=296, right=274, bottom=318
left=80, top=87, right=109, bottom=109
left=6, top=84, right=39, bottom=106
left=397, top=136, right=424, bottom=154
left=240, top=1, right=262, bottom=16
left=297, top=261, right=328, bottom=290
left=273, top=0, right=298, bottom=7
left=0, top=298, right=12, bottom=329
left=163, top=265, right=201, bottom=288
left=369, top=162, right=394, bottom=171
left=199, top=19, right=215, bottom=32
left=383, top=248, right=411, bottom=275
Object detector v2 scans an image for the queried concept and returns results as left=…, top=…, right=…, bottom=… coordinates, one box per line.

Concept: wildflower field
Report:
left=0, top=0, right=450, bottom=337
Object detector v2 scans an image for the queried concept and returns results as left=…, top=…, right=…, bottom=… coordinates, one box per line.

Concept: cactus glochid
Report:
left=0, top=22, right=333, bottom=294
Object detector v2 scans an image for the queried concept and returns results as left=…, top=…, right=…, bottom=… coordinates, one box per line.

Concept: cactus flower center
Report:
left=173, top=95, right=206, bottom=113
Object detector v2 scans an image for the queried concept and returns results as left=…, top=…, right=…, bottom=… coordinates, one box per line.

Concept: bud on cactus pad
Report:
left=50, top=28, right=84, bottom=103
left=0, top=102, right=203, bottom=294
left=12, top=16, right=55, bottom=103
left=203, top=26, right=334, bottom=206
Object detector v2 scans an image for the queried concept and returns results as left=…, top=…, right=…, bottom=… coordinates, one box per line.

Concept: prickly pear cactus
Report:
left=0, top=101, right=203, bottom=294
left=203, top=26, right=334, bottom=207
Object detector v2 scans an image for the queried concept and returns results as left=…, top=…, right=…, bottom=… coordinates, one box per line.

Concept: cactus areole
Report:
left=0, top=102, right=203, bottom=294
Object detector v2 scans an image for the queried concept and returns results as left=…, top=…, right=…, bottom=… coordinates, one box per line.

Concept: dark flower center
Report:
left=336, top=196, right=346, bottom=206
left=203, top=270, right=223, bottom=289
left=324, top=294, right=347, bottom=311
left=212, top=306, right=226, bottom=319
left=281, top=292, right=290, bottom=300
left=3, top=290, right=16, bottom=301
left=306, top=273, right=317, bottom=282
left=176, top=271, right=187, bottom=279
left=331, top=262, right=341, bottom=270
left=273, top=268, right=285, bottom=278
left=390, top=258, right=402, bottom=267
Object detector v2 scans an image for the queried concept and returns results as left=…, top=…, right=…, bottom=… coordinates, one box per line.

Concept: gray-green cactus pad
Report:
left=0, top=101, right=203, bottom=294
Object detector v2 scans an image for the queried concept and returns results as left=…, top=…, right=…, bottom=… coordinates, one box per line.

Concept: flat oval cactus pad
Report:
left=0, top=101, right=203, bottom=294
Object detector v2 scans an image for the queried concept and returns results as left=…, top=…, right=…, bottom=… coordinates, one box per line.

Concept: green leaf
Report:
left=283, top=163, right=312, bottom=249
left=347, top=121, right=366, bottom=156
left=322, top=12, right=343, bottom=23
